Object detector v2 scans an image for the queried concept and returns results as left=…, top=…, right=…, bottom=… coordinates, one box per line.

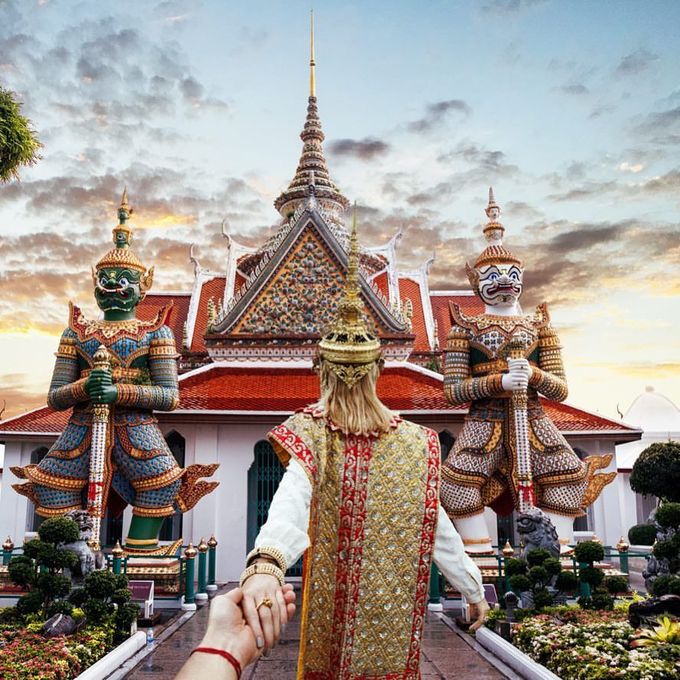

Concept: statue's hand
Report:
left=86, top=368, right=118, bottom=404
left=502, top=358, right=530, bottom=391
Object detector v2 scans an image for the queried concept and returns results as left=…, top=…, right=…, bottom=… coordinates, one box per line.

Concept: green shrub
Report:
left=8, top=555, right=36, bottom=588
left=555, top=570, right=578, bottom=592
left=46, top=599, right=74, bottom=617
left=543, top=557, right=562, bottom=577
left=504, top=558, right=527, bottom=577
left=605, top=575, right=629, bottom=594
left=627, top=523, right=657, bottom=546
left=630, top=441, right=680, bottom=502
left=37, top=516, right=79, bottom=545
left=575, top=541, right=605, bottom=564
left=532, top=588, right=554, bottom=610
left=83, top=598, right=113, bottom=624
left=591, top=588, right=614, bottom=610
left=526, top=548, right=552, bottom=567
left=84, top=569, right=127, bottom=599
left=579, top=565, right=605, bottom=588
left=16, top=591, right=43, bottom=616
left=509, top=574, right=531, bottom=593
left=528, top=566, right=549, bottom=588
left=653, top=538, right=677, bottom=560
left=69, top=587, right=88, bottom=606
left=654, top=502, right=680, bottom=528
left=37, top=572, right=71, bottom=599
left=651, top=575, right=680, bottom=597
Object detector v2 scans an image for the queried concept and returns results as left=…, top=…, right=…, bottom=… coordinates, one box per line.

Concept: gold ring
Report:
left=256, top=597, right=274, bottom=611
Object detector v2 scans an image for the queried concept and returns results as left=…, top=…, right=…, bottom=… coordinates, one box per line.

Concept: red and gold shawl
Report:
left=268, top=407, right=440, bottom=680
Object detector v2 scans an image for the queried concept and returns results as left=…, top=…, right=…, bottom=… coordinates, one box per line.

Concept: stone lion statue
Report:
left=517, top=507, right=560, bottom=559
left=61, top=510, right=105, bottom=578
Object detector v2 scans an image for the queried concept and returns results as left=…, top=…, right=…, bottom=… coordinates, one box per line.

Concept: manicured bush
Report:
left=504, top=557, right=527, bottom=576
left=543, top=557, right=562, bottom=577
left=630, top=441, right=680, bottom=502
left=525, top=548, right=552, bottom=567
left=38, top=516, right=79, bottom=545
left=528, top=566, right=549, bottom=588
left=509, top=574, right=531, bottom=593
left=575, top=540, right=605, bottom=564
left=654, top=502, right=680, bottom=528
left=628, top=523, right=657, bottom=546
left=532, top=588, right=553, bottom=610
left=605, top=575, right=629, bottom=594
left=555, top=570, right=578, bottom=592
left=579, top=565, right=605, bottom=588
left=652, top=538, right=677, bottom=560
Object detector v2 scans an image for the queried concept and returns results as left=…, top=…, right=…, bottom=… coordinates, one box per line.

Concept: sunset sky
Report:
left=1, top=0, right=679, bottom=423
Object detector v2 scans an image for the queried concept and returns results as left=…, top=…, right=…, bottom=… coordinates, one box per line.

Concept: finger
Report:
left=258, top=602, right=275, bottom=649
left=275, top=587, right=288, bottom=627
left=242, top=593, right=265, bottom=650
left=282, top=586, right=296, bottom=605
left=286, top=602, right=296, bottom=620
left=268, top=590, right=281, bottom=642
left=227, top=587, right=244, bottom=606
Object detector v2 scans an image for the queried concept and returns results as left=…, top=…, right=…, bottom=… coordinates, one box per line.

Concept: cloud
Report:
left=560, top=83, right=589, bottom=96
left=615, top=48, right=658, bottom=77
left=327, top=137, right=391, bottom=161
left=547, top=180, right=619, bottom=202
left=408, top=99, right=471, bottom=133
left=634, top=105, right=680, bottom=136
left=589, top=103, right=616, bottom=119
left=481, top=0, right=547, bottom=15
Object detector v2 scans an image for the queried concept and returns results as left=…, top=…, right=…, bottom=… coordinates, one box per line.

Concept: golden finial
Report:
left=184, top=542, right=198, bottom=559
left=309, top=9, right=316, bottom=97
left=112, top=540, right=124, bottom=558
left=197, top=537, right=209, bottom=553
left=207, top=535, right=218, bottom=549
left=346, top=203, right=359, bottom=303
left=3, top=536, right=14, bottom=552
left=616, top=536, right=629, bottom=552
left=502, top=540, right=515, bottom=557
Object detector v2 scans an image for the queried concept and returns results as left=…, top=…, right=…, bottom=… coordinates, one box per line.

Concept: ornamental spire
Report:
left=274, top=13, right=349, bottom=230
left=309, top=9, right=316, bottom=97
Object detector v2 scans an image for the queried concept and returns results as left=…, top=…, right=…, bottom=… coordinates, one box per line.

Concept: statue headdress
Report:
left=317, top=206, right=382, bottom=387
left=466, top=187, right=522, bottom=290
left=93, top=188, right=154, bottom=293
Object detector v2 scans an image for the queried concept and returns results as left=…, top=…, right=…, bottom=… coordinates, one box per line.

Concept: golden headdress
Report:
left=93, top=189, right=154, bottom=291
left=467, top=187, right=522, bottom=289
left=318, top=207, right=382, bottom=388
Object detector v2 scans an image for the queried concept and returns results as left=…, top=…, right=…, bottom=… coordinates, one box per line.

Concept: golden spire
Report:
left=309, top=9, right=316, bottom=97
left=318, top=204, right=382, bottom=386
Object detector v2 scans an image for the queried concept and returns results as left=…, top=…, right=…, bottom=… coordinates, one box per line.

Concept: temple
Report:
left=0, top=18, right=640, bottom=582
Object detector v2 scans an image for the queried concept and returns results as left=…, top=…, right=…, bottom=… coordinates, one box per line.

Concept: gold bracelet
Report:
left=239, top=562, right=285, bottom=588
left=246, top=546, right=287, bottom=572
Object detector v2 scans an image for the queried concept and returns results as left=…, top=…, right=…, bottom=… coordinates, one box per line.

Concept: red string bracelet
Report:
left=190, top=646, right=242, bottom=678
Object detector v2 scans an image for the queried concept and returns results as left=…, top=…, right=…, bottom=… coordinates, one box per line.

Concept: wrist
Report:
left=198, top=634, right=247, bottom=670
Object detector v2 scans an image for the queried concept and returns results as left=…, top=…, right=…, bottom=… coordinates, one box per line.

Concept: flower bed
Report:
left=0, top=623, right=113, bottom=680
left=511, top=609, right=680, bottom=679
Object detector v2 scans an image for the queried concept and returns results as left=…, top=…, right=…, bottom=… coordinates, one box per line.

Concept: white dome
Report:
left=624, top=386, right=680, bottom=433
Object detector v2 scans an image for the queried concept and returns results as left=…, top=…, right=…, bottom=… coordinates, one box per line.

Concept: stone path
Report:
left=124, top=588, right=507, bottom=680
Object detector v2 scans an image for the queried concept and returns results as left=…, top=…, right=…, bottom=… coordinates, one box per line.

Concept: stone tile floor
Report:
left=124, top=587, right=506, bottom=680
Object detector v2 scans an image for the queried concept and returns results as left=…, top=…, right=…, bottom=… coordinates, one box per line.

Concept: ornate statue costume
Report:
left=440, top=189, right=615, bottom=552
left=242, top=215, right=485, bottom=680
left=13, top=191, right=218, bottom=554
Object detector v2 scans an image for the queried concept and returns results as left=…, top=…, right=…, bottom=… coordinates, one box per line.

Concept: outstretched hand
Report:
left=468, top=599, right=490, bottom=633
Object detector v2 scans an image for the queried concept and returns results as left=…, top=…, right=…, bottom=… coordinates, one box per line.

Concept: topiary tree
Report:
left=0, top=86, right=41, bottom=182
left=628, top=523, right=657, bottom=546
left=7, top=516, right=78, bottom=619
left=81, top=569, right=139, bottom=642
left=646, top=501, right=680, bottom=596
left=506, top=548, right=573, bottom=611
left=575, top=540, right=613, bottom=610
left=630, top=441, right=680, bottom=502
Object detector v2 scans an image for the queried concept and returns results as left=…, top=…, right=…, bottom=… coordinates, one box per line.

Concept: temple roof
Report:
left=0, top=362, right=642, bottom=439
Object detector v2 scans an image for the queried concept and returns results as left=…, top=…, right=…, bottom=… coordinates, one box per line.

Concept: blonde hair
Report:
left=317, top=360, right=394, bottom=435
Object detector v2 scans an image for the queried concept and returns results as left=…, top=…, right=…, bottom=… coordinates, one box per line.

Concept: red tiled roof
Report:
left=372, top=271, right=389, bottom=299
left=191, top=277, right=226, bottom=352
left=137, top=294, right=191, bottom=345
left=0, top=365, right=639, bottom=436
left=179, top=365, right=450, bottom=412
left=430, top=293, right=484, bottom=349
left=399, top=278, right=430, bottom=352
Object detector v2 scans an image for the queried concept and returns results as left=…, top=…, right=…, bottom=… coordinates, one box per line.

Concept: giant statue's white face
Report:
left=477, top=263, right=523, bottom=307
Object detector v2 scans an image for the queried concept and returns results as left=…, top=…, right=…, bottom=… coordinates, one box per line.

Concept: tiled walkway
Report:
left=124, top=588, right=506, bottom=680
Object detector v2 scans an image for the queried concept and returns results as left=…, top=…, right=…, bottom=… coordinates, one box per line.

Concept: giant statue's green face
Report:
left=94, top=267, right=142, bottom=313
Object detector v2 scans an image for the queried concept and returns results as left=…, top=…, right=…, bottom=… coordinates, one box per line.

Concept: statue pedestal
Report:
left=180, top=596, right=197, bottom=612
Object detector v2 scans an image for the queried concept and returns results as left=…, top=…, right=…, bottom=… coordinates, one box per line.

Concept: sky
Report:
left=1, top=0, right=679, bottom=423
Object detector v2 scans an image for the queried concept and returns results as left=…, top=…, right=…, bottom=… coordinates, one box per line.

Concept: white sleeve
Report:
left=254, top=458, right=312, bottom=569
left=433, top=504, right=486, bottom=603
